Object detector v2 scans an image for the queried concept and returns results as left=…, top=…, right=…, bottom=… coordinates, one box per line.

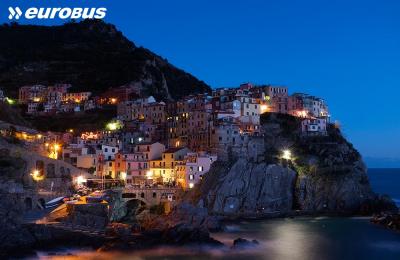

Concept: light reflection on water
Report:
left=32, top=217, right=400, bottom=260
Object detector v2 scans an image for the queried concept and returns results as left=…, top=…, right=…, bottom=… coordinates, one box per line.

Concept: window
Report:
left=189, top=174, right=194, bottom=180
left=198, top=166, right=203, bottom=172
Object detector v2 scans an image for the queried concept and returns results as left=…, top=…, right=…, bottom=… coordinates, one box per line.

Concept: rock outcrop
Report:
left=63, top=203, right=109, bottom=229
left=371, top=213, right=400, bottom=231
left=232, top=238, right=259, bottom=249
left=142, top=202, right=222, bottom=232
left=203, top=161, right=296, bottom=217
left=197, top=113, right=397, bottom=218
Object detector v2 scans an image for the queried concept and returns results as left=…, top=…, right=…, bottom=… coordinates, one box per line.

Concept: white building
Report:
left=0, top=89, right=5, bottom=101
left=102, top=145, right=119, bottom=160
left=301, top=117, right=327, bottom=136
left=292, top=93, right=329, bottom=119
left=27, top=102, right=40, bottom=114
left=184, top=153, right=217, bottom=189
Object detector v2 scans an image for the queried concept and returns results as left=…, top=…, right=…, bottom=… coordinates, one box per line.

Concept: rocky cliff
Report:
left=197, top=113, right=397, bottom=217
left=0, top=20, right=210, bottom=100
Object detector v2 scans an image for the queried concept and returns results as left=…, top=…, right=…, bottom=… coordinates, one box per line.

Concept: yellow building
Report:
left=149, top=147, right=189, bottom=184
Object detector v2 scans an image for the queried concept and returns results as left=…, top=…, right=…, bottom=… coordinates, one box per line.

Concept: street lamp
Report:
left=146, top=170, right=153, bottom=179
left=120, top=172, right=127, bottom=181
left=31, top=170, right=44, bottom=181
left=282, top=149, right=292, bottom=160
left=75, top=175, right=87, bottom=185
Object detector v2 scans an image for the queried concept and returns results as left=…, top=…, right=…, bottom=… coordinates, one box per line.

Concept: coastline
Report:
left=10, top=213, right=400, bottom=259
left=6, top=209, right=399, bottom=259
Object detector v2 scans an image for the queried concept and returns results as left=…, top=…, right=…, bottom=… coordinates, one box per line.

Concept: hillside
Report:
left=0, top=20, right=210, bottom=100
left=0, top=102, right=30, bottom=127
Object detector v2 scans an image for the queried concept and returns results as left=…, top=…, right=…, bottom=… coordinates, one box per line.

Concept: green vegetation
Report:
left=261, top=112, right=361, bottom=176
left=0, top=102, right=30, bottom=126
left=25, top=107, right=116, bottom=132
left=0, top=150, right=26, bottom=180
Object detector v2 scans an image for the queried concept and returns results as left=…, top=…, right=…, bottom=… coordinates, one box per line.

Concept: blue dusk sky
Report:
left=1, top=0, right=400, bottom=167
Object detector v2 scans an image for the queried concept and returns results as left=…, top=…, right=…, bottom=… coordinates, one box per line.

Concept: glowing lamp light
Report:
left=189, top=183, right=194, bottom=189
left=5, top=97, right=15, bottom=105
left=76, top=175, right=87, bottom=185
left=120, top=172, right=127, bottom=180
left=36, top=134, right=42, bottom=139
left=282, top=149, right=292, bottom=160
left=31, top=170, right=44, bottom=181
left=138, top=137, right=143, bottom=142
left=146, top=170, right=153, bottom=179
left=106, top=120, right=123, bottom=131
left=260, top=105, right=268, bottom=113
left=297, top=110, right=308, bottom=118
left=107, top=123, right=117, bottom=131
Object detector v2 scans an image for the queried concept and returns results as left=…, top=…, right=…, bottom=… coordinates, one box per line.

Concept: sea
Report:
left=31, top=168, right=400, bottom=260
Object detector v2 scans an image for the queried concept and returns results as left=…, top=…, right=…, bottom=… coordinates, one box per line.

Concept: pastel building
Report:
left=182, top=152, right=217, bottom=189
left=291, top=93, right=329, bottom=119
left=301, top=118, right=327, bottom=136
left=102, top=145, right=119, bottom=160
left=150, top=147, right=190, bottom=184
left=265, top=86, right=288, bottom=114
left=19, top=85, right=47, bottom=104
left=63, top=92, right=92, bottom=103
left=115, top=142, right=165, bottom=184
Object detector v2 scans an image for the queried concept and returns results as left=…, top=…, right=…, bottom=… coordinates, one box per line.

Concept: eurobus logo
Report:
left=8, top=7, right=107, bottom=20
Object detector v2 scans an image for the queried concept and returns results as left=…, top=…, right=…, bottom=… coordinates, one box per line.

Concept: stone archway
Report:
left=46, top=163, right=56, bottom=178
left=37, top=198, right=45, bottom=209
left=36, top=160, right=45, bottom=178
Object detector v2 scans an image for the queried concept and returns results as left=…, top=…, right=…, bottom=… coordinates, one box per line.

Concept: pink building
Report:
left=121, top=142, right=165, bottom=185
left=183, top=152, right=217, bottom=189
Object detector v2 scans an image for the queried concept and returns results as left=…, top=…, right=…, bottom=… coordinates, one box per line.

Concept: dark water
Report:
left=32, top=169, right=400, bottom=260
left=368, top=168, right=400, bottom=207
